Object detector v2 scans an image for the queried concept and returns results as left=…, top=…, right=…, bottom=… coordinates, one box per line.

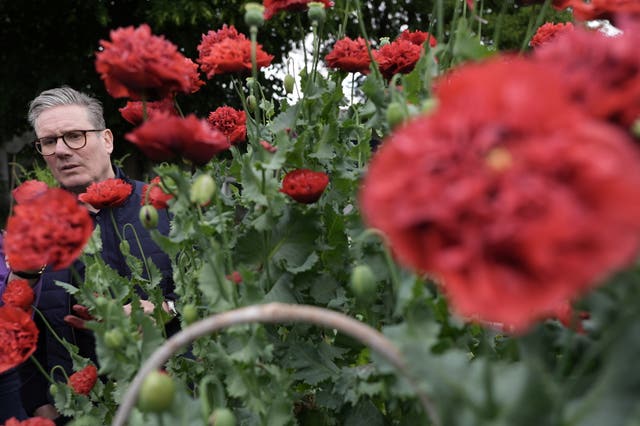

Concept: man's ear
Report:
left=103, top=129, right=114, bottom=154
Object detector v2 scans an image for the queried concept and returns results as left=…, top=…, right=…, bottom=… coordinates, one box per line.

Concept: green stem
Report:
left=121, top=223, right=152, bottom=282
left=29, top=354, right=55, bottom=385
left=109, top=209, right=123, bottom=242
left=353, top=0, right=382, bottom=82
left=33, top=308, right=83, bottom=365
left=249, top=25, right=262, bottom=142
left=520, top=0, right=551, bottom=52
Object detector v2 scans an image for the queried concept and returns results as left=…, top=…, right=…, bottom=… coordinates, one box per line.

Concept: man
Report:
left=11, top=86, right=177, bottom=422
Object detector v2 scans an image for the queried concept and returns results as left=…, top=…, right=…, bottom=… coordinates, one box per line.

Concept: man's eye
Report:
left=65, top=131, right=84, bottom=142
left=40, top=138, right=57, bottom=146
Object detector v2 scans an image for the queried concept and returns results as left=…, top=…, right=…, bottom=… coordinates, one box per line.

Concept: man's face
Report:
left=35, top=104, right=115, bottom=193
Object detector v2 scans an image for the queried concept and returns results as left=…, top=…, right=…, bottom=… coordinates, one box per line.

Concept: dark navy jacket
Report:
left=19, top=167, right=175, bottom=415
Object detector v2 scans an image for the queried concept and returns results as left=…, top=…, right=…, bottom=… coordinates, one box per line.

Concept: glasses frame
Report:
left=33, top=129, right=105, bottom=156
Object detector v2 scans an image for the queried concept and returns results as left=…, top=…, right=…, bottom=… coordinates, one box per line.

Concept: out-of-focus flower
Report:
left=4, top=417, right=56, bottom=426
left=68, top=364, right=98, bottom=395
left=78, top=178, right=133, bottom=209
left=562, top=0, right=640, bottom=23
left=125, top=114, right=230, bottom=165
left=0, top=305, right=39, bottom=374
left=5, top=188, right=93, bottom=271
left=397, top=29, right=437, bottom=48
left=12, top=180, right=48, bottom=204
left=280, top=169, right=329, bottom=204
left=373, top=39, right=423, bottom=80
left=529, top=22, right=574, bottom=48
left=95, top=24, right=203, bottom=100
left=263, top=0, right=334, bottom=20
left=533, top=25, right=640, bottom=130
left=197, top=25, right=273, bottom=78
left=260, top=140, right=278, bottom=153
left=207, top=106, right=247, bottom=145
left=360, top=57, right=640, bottom=332
left=141, top=176, right=174, bottom=210
left=2, top=280, right=34, bottom=312
left=119, top=98, right=178, bottom=126
left=226, top=271, right=243, bottom=284
left=325, top=37, right=371, bottom=74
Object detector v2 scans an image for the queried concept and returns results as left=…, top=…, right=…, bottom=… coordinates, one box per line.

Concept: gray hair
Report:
left=28, top=86, right=106, bottom=130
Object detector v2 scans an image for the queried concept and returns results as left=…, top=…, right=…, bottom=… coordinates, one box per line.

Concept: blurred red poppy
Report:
left=280, top=169, right=329, bottom=204
left=96, top=24, right=203, bottom=100
left=0, top=305, right=39, bottom=374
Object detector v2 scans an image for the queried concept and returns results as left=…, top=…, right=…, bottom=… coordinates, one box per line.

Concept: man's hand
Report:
left=63, top=304, right=94, bottom=330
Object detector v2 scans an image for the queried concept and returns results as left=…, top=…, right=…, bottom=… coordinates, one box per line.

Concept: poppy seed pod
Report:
left=307, top=2, right=326, bottom=24
left=244, top=3, right=265, bottom=28
left=190, top=174, right=217, bottom=206
left=139, top=205, right=159, bottom=229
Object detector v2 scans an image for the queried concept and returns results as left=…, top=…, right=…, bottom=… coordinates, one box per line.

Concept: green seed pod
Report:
left=350, top=264, right=377, bottom=304
left=138, top=371, right=176, bottom=413
left=190, top=174, right=216, bottom=206
left=386, top=102, right=406, bottom=129
left=209, top=408, right=237, bottom=426
left=284, top=74, right=295, bottom=94
left=307, top=2, right=326, bottom=24
left=244, top=3, right=265, bottom=28
left=104, top=328, right=125, bottom=349
left=247, top=95, right=258, bottom=112
left=379, top=37, right=391, bottom=46
left=139, top=204, right=159, bottom=229
left=351, top=265, right=377, bottom=304
left=182, top=304, right=198, bottom=325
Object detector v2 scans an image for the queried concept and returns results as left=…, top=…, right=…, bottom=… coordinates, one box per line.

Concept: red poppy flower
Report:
left=4, top=188, right=93, bottom=271
left=530, top=22, right=574, bottom=48
left=197, top=25, right=273, bottom=78
left=4, top=417, right=56, bottom=426
left=263, top=0, right=334, bottom=20
left=0, top=305, right=39, bottom=374
left=119, top=98, right=177, bottom=126
left=2, top=280, right=34, bottom=311
left=373, top=39, right=423, bottom=80
left=324, top=37, right=371, bottom=74
left=360, top=57, right=640, bottom=332
left=560, top=0, right=640, bottom=22
left=260, top=140, right=278, bottom=153
left=280, top=169, right=329, bottom=204
left=68, top=364, right=98, bottom=395
left=12, top=180, right=48, bottom=204
left=141, top=176, right=174, bottom=209
left=397, top=30, right=437, bottom=48
left=78, top=178, right=133, bottom=209
left=226, top=271, right=243, bottom=284
left=207, top=106, right=247, bottom=145
left=125, top=114, right=230, bottom=165
left=533, top=24, right=640, bottom=129
left=95, top=24, right=204, bottom=100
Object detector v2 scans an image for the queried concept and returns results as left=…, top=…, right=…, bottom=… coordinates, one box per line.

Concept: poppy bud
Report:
left=244, top=2, right=265, bottom=28
left=350, top=264, right=377, bottom=304
left=138, top=371, right=175, bottom=413
left=386, top=102, right=406, bottom=129
left=182, top=304, right=199, bottom=325
left=209, top=408, right=237, bottom=426
left=247, top=95, right=258, bottom=112
left=284, top=74, right=295, bottom=94
left=139, top=205, right=159, bottom=229
left=190, top=174, right=216, bottom=206
left=307, top=2, right=326, bottom=24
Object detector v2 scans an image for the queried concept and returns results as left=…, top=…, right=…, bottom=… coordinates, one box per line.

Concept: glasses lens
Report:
left=37, top=137, right=58, bottom=155
left=63, top=131, right=86, bottom=148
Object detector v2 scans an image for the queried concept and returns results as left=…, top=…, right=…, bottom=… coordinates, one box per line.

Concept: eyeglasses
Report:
left=34, top=129, right=105, bottom=156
